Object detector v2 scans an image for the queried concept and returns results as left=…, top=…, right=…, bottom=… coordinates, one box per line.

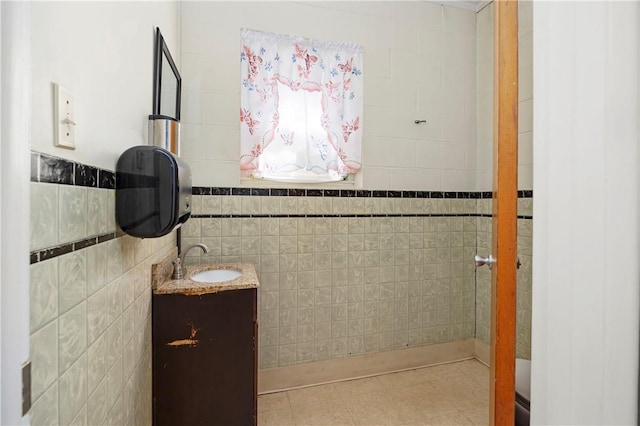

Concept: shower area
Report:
left=178, top=0, right=532, bottom=416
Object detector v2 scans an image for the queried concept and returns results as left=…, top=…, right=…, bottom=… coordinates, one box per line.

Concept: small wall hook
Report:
left=414, top=120, right=427, bottom=124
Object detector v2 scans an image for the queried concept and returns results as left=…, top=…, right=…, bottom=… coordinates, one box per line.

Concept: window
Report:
left=240, top=29, right=363, bottom=183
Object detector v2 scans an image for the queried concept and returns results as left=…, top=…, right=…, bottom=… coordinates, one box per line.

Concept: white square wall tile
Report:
left=391, top=1, right=442, bottom=31
left=59, top=185, right=87, bottom=244
left=181, top=124, right=239, bottom=161
left=30, top=259, right=58, bottom=333
left=87, top=376, right=109, bottom=426
left=58, top=301, right=86, bottom=374
left=87, top=287, right=108, bottom=346
left=86, top=243, right=107, bottom=296
left=87, top=330, right=108, bottom=397
left=105, top=240, right=123, bottom=284
left=30, top=182, right=59, bottom=250
left=30, top=320, right=58, bottom=401
left=107, top=356, right=123, bottom=412
left=29, top=381, right=58, bottom=426
left=58, top=354, right=87, bottom=425
left=87, top=188, right=107, bottom=237
left=181, top=89, right=206, bottom=125
left=442, top=5, right=476, bottom=34
left=58, top=250, right=87, bottom=315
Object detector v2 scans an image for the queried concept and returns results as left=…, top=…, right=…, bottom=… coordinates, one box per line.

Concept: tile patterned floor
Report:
left=258, top=359, right=489, bottom=425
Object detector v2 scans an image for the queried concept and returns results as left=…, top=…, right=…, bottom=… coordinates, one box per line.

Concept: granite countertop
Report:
left=152, top=251, right=260, bottom=296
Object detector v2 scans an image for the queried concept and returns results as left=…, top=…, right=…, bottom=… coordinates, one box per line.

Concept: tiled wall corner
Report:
left=29, top=232, right=175, bottom=425
left=28, top=156, right=177, bottom=425
left=184, top=191, right=483, bottom=369
left=187, top=188, right=534, bottom=366
left=475, top=195, right=533, bottom=359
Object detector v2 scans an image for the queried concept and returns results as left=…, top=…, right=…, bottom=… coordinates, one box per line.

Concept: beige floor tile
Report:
left=287, top=383, right=344, bottom=410
left=415, top=363, right=465, bottom=382
left=259, top=360, right=490, bottom=426
left=460, top=407, right=489, bottom=425
left=374, top=368, right=428, bottom=390
left=342, top=390, right=423, bottom=425
left=333, top=376, right=386, bottom=398
left=423, top=412, right=474, bottom=425
left=258, top=408, right=296, bottom=426
left=294, top=409, right=355, bottom=426
left=288, top=383, right=355, bottom=425
left=259, top=391, right=292, bottom=412
left=417, top=400, right=460, bottom=421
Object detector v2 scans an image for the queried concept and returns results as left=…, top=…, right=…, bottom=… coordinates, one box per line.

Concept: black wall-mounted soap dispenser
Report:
left=116, top=146, right=191, bottom=238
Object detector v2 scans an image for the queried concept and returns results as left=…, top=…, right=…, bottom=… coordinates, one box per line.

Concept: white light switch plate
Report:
left=54, top=83, right=76, bottom=149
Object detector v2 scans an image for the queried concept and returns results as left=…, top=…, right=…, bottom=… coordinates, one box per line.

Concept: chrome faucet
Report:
left=172, top=243, right=210, bottom=279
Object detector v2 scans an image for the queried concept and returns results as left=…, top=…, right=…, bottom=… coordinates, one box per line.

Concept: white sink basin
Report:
left=191, top=269, right=241, bottom=283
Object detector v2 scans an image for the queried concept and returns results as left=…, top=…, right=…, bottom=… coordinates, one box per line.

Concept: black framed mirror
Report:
left=152, top=27, right=181, bottom=121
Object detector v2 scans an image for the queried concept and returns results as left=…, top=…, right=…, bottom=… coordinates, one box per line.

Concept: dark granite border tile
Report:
left=193, top=187, right=211, bottom=196
left=190, top=212, right=529, bottom=219
left=74, top=238, right=97, bottom=251
left=39, top=243, right=74, bottom=261
left=212, top=187, right=231, bottom=195
left=40, top=153, right=74, bottom=185
left=189, top=187, right=533, bottom=199
left=75, top=164, right=98, bottom=188
left=98, top=232, right=116, bottom=243
left=30, top=231, right=126, bottom=264
left=231, top=187, right=251, bottom=196
left=270, top=188, right=289, bottom=196
left=98, top=170, right=116, bottom=189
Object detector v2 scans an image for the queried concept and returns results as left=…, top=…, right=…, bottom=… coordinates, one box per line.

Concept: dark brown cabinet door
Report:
left=153, top=288, right=257, bottom=426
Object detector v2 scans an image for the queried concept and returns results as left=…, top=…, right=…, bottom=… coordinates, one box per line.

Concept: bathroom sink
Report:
left=190, top=269, right=241, bottom=283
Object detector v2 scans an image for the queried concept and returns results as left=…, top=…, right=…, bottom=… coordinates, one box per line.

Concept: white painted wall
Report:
left=531, top=1, right=639, bottom=424
left=180, top=1, right=478, bottom=190
left=0, top=2, right=31, bottom=425
left=30, top=1, right=180, bottom=171
left=1, top=3, right=31, bottom=425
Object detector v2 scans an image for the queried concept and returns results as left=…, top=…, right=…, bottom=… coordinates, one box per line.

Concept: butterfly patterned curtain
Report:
left=240, top=29, right=363, bottom=182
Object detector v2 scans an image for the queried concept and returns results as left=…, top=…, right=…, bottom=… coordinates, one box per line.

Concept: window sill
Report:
left=240, top=177, right=358, bottom=190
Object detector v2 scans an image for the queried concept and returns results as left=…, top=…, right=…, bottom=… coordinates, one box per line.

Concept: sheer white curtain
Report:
left=240, top=29, right=363, bottom=183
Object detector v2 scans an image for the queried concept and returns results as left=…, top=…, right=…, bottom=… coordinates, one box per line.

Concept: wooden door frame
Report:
left=490, top=0, right=519, bottom=424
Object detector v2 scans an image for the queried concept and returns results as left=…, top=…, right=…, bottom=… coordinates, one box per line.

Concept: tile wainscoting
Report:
left=29, top=151, right=176, bottom=425
left=181, top=187, right=533, bottom=371
left=27, top=149, right=533, bottom=422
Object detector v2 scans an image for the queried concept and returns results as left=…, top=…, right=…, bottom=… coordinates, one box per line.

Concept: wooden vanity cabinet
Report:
left=152, top=288, right=257, bottom=426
